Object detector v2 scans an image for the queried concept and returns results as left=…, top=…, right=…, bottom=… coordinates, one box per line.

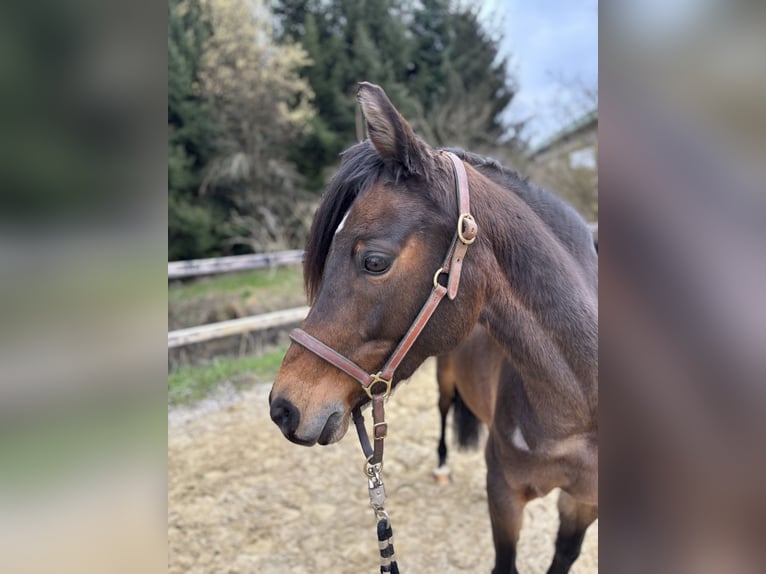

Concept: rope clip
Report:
left=366, top=462, right=387, bottom=510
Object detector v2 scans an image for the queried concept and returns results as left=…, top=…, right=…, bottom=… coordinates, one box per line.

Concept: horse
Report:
left=432, top=324, right=499, bottom=484
left=269, top=82, right=598, bottom=573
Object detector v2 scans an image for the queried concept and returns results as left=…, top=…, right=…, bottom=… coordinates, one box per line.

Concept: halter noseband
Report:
left=289, top=151, right=477, bottom=468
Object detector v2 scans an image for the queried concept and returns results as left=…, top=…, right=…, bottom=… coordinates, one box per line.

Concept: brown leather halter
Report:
left=289, top=151, right=477, bottom=469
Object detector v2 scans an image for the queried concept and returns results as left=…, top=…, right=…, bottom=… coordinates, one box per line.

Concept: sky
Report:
left=480, top=0, right=598, bottom=147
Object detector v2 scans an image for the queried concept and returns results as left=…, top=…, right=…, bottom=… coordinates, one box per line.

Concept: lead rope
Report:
left=353, top=403, right=399, bottom=573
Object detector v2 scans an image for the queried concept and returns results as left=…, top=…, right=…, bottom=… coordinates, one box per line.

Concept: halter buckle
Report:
left=365, top=372, right=392, bottom=399
left=458, top=213, right=477, bottom=244
left=373, top=421, right=388, bottom=440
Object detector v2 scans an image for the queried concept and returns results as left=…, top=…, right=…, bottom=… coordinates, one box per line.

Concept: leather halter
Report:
left=289, top=151, right=477, bottom=467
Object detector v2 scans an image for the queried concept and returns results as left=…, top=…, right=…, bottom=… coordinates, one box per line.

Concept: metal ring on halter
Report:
left=365, top=372, right=392, bottom=400
left=433, top=267, right=446, bottom=288
left=458, top=213, right=477, bottom=244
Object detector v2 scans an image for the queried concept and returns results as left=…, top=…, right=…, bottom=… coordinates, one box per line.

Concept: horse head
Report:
left=269, top=83, right=484, bottom=446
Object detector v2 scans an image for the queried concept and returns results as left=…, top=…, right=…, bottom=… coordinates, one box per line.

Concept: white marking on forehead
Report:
left=511, top=426, right=531, bottom=452
left=334, top=209, right=350, bottom=235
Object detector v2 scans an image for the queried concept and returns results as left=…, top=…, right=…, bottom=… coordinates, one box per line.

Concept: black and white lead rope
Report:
left=377, top=517, right=399, bottom=573
left=366, top=463, right=399, bottom=573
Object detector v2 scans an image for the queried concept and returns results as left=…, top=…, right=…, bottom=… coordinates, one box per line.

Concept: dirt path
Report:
left=168, top=358, right=597, bottom=573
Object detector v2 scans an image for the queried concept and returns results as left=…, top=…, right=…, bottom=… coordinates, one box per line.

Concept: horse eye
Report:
left=363, top=254, right=390, bottom=274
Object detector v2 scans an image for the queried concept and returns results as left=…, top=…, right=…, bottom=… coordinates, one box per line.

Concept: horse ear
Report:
left=357, top=82, right=428, bottom=174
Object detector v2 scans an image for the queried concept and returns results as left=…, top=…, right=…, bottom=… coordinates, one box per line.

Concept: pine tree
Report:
left=274, top=0, right=419, bottom=190
left=272, top=0, right=521, bottom=188
left=168, top=0, right=227, bottom=260
left=407, top=0, right=518, bottom=151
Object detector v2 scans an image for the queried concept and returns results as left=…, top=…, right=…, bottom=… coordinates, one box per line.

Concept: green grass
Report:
left=168, top=266, right=303, bottom=403
left=168, top=345, right=288, bottom=405
left=169, top=266, right=304, bottom=302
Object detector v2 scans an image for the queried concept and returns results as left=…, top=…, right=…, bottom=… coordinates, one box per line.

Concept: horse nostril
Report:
left=269, top=397, right=300, bottom=436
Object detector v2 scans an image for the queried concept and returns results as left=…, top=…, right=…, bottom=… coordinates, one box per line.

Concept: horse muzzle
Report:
left=269, top=394, right=349, bottom=446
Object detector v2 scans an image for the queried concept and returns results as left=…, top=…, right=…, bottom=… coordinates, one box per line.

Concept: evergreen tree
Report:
left=275, top=0, right=419, bottom=190
left=407, top=0, right=518, bottom=151
left=168, top=0, right=226, bottom=260
left=286, top=11, right=351, bottom=190
left=272, top=0, right=521, bottom=188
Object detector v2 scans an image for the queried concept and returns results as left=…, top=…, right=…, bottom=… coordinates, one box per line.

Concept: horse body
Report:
left=270, top=82, right=597, bottom=573
left=436, top=325, right=597, bottom=572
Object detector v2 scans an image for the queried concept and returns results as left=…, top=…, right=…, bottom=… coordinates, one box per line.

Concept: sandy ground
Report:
left=168, top=358, right=597, bottom=573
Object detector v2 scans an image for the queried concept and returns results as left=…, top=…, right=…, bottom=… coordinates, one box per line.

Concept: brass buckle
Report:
left=365, top=372, right=392, bottom=399
left=458, top=213, right=477, bottom=245
left=373, top=421, right=388, bottom=440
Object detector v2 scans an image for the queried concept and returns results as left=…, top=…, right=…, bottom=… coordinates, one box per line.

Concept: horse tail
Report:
left=453, top=389, right=481, bottom=450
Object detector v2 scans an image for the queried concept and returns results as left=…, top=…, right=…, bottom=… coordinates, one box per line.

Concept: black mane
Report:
left=304, top=141, right=385, bottom=302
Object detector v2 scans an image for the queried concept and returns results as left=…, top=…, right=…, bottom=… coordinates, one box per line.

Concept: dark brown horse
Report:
left=270, top=82, right=598, bottom=573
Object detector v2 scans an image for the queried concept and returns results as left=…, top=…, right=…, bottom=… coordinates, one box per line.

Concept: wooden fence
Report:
left=168, top=306, right=309, bottom=348
left=168, top=250, right=304, bottom=279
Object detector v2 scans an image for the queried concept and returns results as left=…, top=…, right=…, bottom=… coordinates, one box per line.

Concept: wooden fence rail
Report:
left=168, top=306, right=310, bottom=348
left=168, top=250, right=304, bottom=279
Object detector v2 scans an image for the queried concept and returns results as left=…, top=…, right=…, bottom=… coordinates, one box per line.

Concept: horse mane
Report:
left=304, top=141, right=385, bottom=302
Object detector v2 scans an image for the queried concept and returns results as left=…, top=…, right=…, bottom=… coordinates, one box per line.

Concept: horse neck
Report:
left=468, top=170, right=598, bottom=435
